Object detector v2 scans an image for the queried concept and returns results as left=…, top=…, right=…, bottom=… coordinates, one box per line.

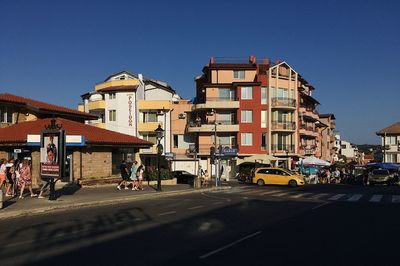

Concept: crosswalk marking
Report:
left=310, top=193, right=329, bottom=199
left=260, top=190, right=283, bottom=196
left=369, top=195, right=383, bottom=203
left=273, top=192, right=292, bottom=197
left=243, top=190, right=266, bottom=195
left=348, top=194, right=363, bottom=202
left=289, top=193, right=313, bottom=198
left=392, top=195, right=400, bottom=203
left=328, top=194, right=346, bottom=201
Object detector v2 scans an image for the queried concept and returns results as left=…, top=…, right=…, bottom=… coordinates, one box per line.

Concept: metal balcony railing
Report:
left=271, top=144, right=295, bottom=153
left=187, top=144, right=238, bottom=154
left=271, top=97, right=296, bottom=108
left=271, top=121, right=296, bottom=130
left=188, top=119, right=238, bottom=127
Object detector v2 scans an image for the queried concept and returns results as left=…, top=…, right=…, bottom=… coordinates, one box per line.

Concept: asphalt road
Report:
left=1, top=183, right=400, bottom=266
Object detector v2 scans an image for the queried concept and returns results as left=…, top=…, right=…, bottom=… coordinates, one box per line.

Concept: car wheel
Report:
left=257, top=179, right=265, bottom=186
left=289, top=180, right=297, bottom=187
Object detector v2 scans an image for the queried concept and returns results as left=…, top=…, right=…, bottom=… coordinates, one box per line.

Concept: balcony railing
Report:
left=271, top=97, right=296, bottom=108
left=300, top=124, right=317, bottom=132
left=187, top=144, right=238, bottom=155
left=271, top=144, right=295, bottom=153
left=300, top=145, right=316, bottom=155
left=188, top=119, right=238, bottom=127
left=206, top=96, right=238, bottom=102
left=271, top=121, right=296, bottom=130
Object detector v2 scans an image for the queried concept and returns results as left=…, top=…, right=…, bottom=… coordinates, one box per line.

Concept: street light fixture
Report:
left=155, top=124, right=164, bottom=191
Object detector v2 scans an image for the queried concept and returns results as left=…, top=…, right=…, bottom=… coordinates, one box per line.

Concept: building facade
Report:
left=377, top=122, right=400, bottom=163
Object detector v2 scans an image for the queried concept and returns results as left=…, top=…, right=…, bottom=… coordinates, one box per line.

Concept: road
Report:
left=1, top=183, right=400, bottom=266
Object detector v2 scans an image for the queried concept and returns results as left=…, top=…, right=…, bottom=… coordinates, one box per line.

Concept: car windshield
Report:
left=372, top=170, right=389, bottom=175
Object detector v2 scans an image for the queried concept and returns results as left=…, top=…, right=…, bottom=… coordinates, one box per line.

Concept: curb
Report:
left=0, top=186, right=232, bottom=220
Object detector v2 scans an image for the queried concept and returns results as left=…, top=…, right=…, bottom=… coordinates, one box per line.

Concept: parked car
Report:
left=236, top=162, right=270, bottom=183
left=367, top=169, right=398, bottom=186
left=171, top=170, right=197, bottom=184
left=252, top=167, right=305, bottom=187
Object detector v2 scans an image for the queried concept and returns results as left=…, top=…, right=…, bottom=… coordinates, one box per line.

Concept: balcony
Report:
left=299, top=124, right=318, bottom=138
left=299, top=108, right=319, bottom=120
left=271, top=97, right=296, bottom=109
left=271, top=144, right=295, bottom=154
left=138, top=100, right=171, bottom=110
left=194, top=97, right=239, bottom=110
left=88, top=100, right=105, bottom=111
left=271, top=121, right=296, bottom=131
left=189, top=144, right=238, bottom=155
left=138, top=122, right=163, bottom=132
left=186, top=120, right=239, bottom=133
left=300, top=145, right=316, bottom=155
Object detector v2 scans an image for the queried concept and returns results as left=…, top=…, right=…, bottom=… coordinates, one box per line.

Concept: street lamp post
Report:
left=155, top=124, right=164, bottom=191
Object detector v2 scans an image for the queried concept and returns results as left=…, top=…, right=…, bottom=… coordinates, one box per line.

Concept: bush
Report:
left=144, top=169, right=174, bottom=181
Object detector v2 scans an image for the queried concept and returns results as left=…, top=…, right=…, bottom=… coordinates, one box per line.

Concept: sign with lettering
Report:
left=128, top=94, right=133, bottom=127
left=40, top=130, right=65, bottom=179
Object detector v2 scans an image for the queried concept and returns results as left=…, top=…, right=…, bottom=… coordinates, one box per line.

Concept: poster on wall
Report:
left=40, top=130, right=65, bottom=178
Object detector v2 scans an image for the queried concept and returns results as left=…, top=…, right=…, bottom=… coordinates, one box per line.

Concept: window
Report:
left=277, top=87, right=288, bottom=98
left=386, top=136, right=396, bottom=145
left=109, top=93, right=116, bottom=99
left=261, top=133, right=268, bottom=150
left=261, top=110, right=267, bottom=128
left=261, top=87, right=268, bottom=104
left=241, top=133, right=253, bottom=146
left=173, top=135, right=179, bottom=148
left=109, top=110, right=116, bottom=121
left=142, top=133, right=157, bottom=144
left=143, top=112, right=158, bottom=122
left=241, top=87, right=252, bottom=100
left=386, top=154, right=397, bottom=163
left=233, top=70, right=245, bottom=79
left=219, top=88, right=233, bottom=101
left=0, top=106, right=13, bottom=123
left=241, top=110, right=252, bottom=123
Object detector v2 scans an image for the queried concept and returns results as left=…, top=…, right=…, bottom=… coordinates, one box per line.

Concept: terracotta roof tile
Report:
left=96, top=85, right=139, bottom=92
left=0, top=118, right=153, bottom=146
left=377, top=122, right=400, bottom=135
left=0, top=93, right=97, bottom=120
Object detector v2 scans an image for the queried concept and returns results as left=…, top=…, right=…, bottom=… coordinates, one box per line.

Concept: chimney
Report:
left=263, top=58, right=269, bottom=65
left=138, top=73, right=143, bottom=82
left=210, top=56, right=214, bottom=64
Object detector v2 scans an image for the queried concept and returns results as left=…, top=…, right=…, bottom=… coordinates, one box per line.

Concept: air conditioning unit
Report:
left=178, top=113, right=186, bottom=119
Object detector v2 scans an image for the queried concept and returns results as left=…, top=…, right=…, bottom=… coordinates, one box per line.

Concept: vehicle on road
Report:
left=236, top=162, right=270, bottom=184
left=171, top=170, right=197, bottom=184
left=367, top=169, right=398, bottom=186
left=252, top=167, right=305, bottom=187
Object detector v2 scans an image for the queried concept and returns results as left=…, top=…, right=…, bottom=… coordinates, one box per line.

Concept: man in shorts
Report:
left=117, top=160, right=130, bottom=190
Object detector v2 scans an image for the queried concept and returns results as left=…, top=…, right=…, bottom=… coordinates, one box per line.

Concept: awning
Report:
left=237, top=154, right=280, bottom=165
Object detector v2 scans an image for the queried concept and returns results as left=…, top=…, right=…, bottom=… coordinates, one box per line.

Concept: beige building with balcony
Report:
left=377, top=121, right=400, bottom=163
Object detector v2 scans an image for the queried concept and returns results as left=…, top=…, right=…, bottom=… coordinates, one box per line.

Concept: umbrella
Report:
left=302, top=156, right=331, bottom=166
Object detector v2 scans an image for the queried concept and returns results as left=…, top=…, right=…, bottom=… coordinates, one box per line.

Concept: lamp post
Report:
left=212, top=109, right=219, bottom=187
left=155, top=124, right=164, bottom=191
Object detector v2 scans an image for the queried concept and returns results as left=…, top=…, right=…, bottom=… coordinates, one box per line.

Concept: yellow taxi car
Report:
left=252, top=167, right=305, bottom=187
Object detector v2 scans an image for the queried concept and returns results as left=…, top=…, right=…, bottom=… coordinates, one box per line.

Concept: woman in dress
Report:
left=5, top=159, right=16, bottom=197
left=136, top=165, right=145, bottom=191
left=18, top=160, right=37, bottom=199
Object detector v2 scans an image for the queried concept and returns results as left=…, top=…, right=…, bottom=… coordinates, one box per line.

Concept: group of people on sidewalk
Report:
left=117, top=160, right=145, bottom=191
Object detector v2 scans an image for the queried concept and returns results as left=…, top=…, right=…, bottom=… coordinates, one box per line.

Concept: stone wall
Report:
left=0, top=151, right=9, bottom=159
left=81, top=148, right=112, bottom=179
left=31, top=151, right=40, bottom=187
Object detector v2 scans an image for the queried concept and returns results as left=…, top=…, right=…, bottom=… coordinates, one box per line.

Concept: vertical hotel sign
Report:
left=128, top=94, right=133, bottom=127
left=40, top=119, right=66, bottom=179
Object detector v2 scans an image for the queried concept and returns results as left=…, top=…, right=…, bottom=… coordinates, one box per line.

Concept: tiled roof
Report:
left=377, top=122, right=400, bottom=135
left=0, top=93, right=97, bottom=120
left=96, top=85, right=139, bottom=92
left=0, top=118, right=153, bottom=147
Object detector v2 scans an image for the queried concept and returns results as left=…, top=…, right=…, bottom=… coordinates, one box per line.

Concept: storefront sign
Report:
left=128, top=94, right=133, bottom=127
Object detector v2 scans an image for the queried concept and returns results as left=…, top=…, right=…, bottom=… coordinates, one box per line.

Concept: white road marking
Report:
left=369, top=195, right=383, bottom=203
left=348, top=194, right=363, bottom=202
left=392, top=195, right=400, bottom=203
left=328, top=194, right=346, bottom=201
left=273, top=192, right=291, bottom=197
left=243, top=190, right=264, bottom=195
left=312, top=202, right=330, bottom=210
left=158, top=211, right=177, bottom=216
left=199, top=231, right=262, bottom=259
left=310, top=193, right=329, bottom=199
left=188, top=205, right=204, bottom=210
left=289, top=193, right=313, bottom=199
left=212, top=201, right=224, bottom=205
left=260, top=190, right=283, bottom=196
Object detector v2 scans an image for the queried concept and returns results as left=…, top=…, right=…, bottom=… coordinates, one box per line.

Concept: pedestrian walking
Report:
left=129, top=161, right=139, bottom=191
left=136, top=165, right=145, bottom=190
left=18, top=159, right=37, bottom=199
left=5, top=159, right=16, bottom=197
left=0, top=158, right=6, bottom=189
left=117, top=160, right=130, bottom=190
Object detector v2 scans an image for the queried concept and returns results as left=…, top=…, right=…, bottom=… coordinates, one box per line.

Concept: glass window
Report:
left=261, top=133, right=267, bottom=150
left=233, top=70, right=245, bottom=79
left=218, top=88, right=231, bottom=101
left=0, top=107, right=12, bottom=123
left=109, top=93, right=116, bottom=99
left=241, top=133, right=253, bottom=146
left=261, top=110, right=267, bottom=128
left=277, top=88, right=287, bottom=98
left=386, top=154, right=397, bottom=163
left=143, top=112, right=158, bottom=122
left=241, top=110, right=252, bottom=123
left=173, top=135, right=179, bottom=148
left=241, top=87, right=252, bottom=100
left=109, top=110, right=116, bottom=122
left=261, top=87, right=268, bottom=104
left=386, top=136, right=396, bottom=145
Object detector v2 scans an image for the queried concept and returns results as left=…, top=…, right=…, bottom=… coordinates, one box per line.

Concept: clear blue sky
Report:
left=1, top=0, right=399, bottom=144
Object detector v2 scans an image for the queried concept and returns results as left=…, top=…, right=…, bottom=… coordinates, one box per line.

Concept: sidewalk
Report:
left=0, top=183, right=231, bottom=220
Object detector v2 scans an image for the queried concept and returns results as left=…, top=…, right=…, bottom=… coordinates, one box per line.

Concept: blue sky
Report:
left=1, top=0, right=399, bottom=144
